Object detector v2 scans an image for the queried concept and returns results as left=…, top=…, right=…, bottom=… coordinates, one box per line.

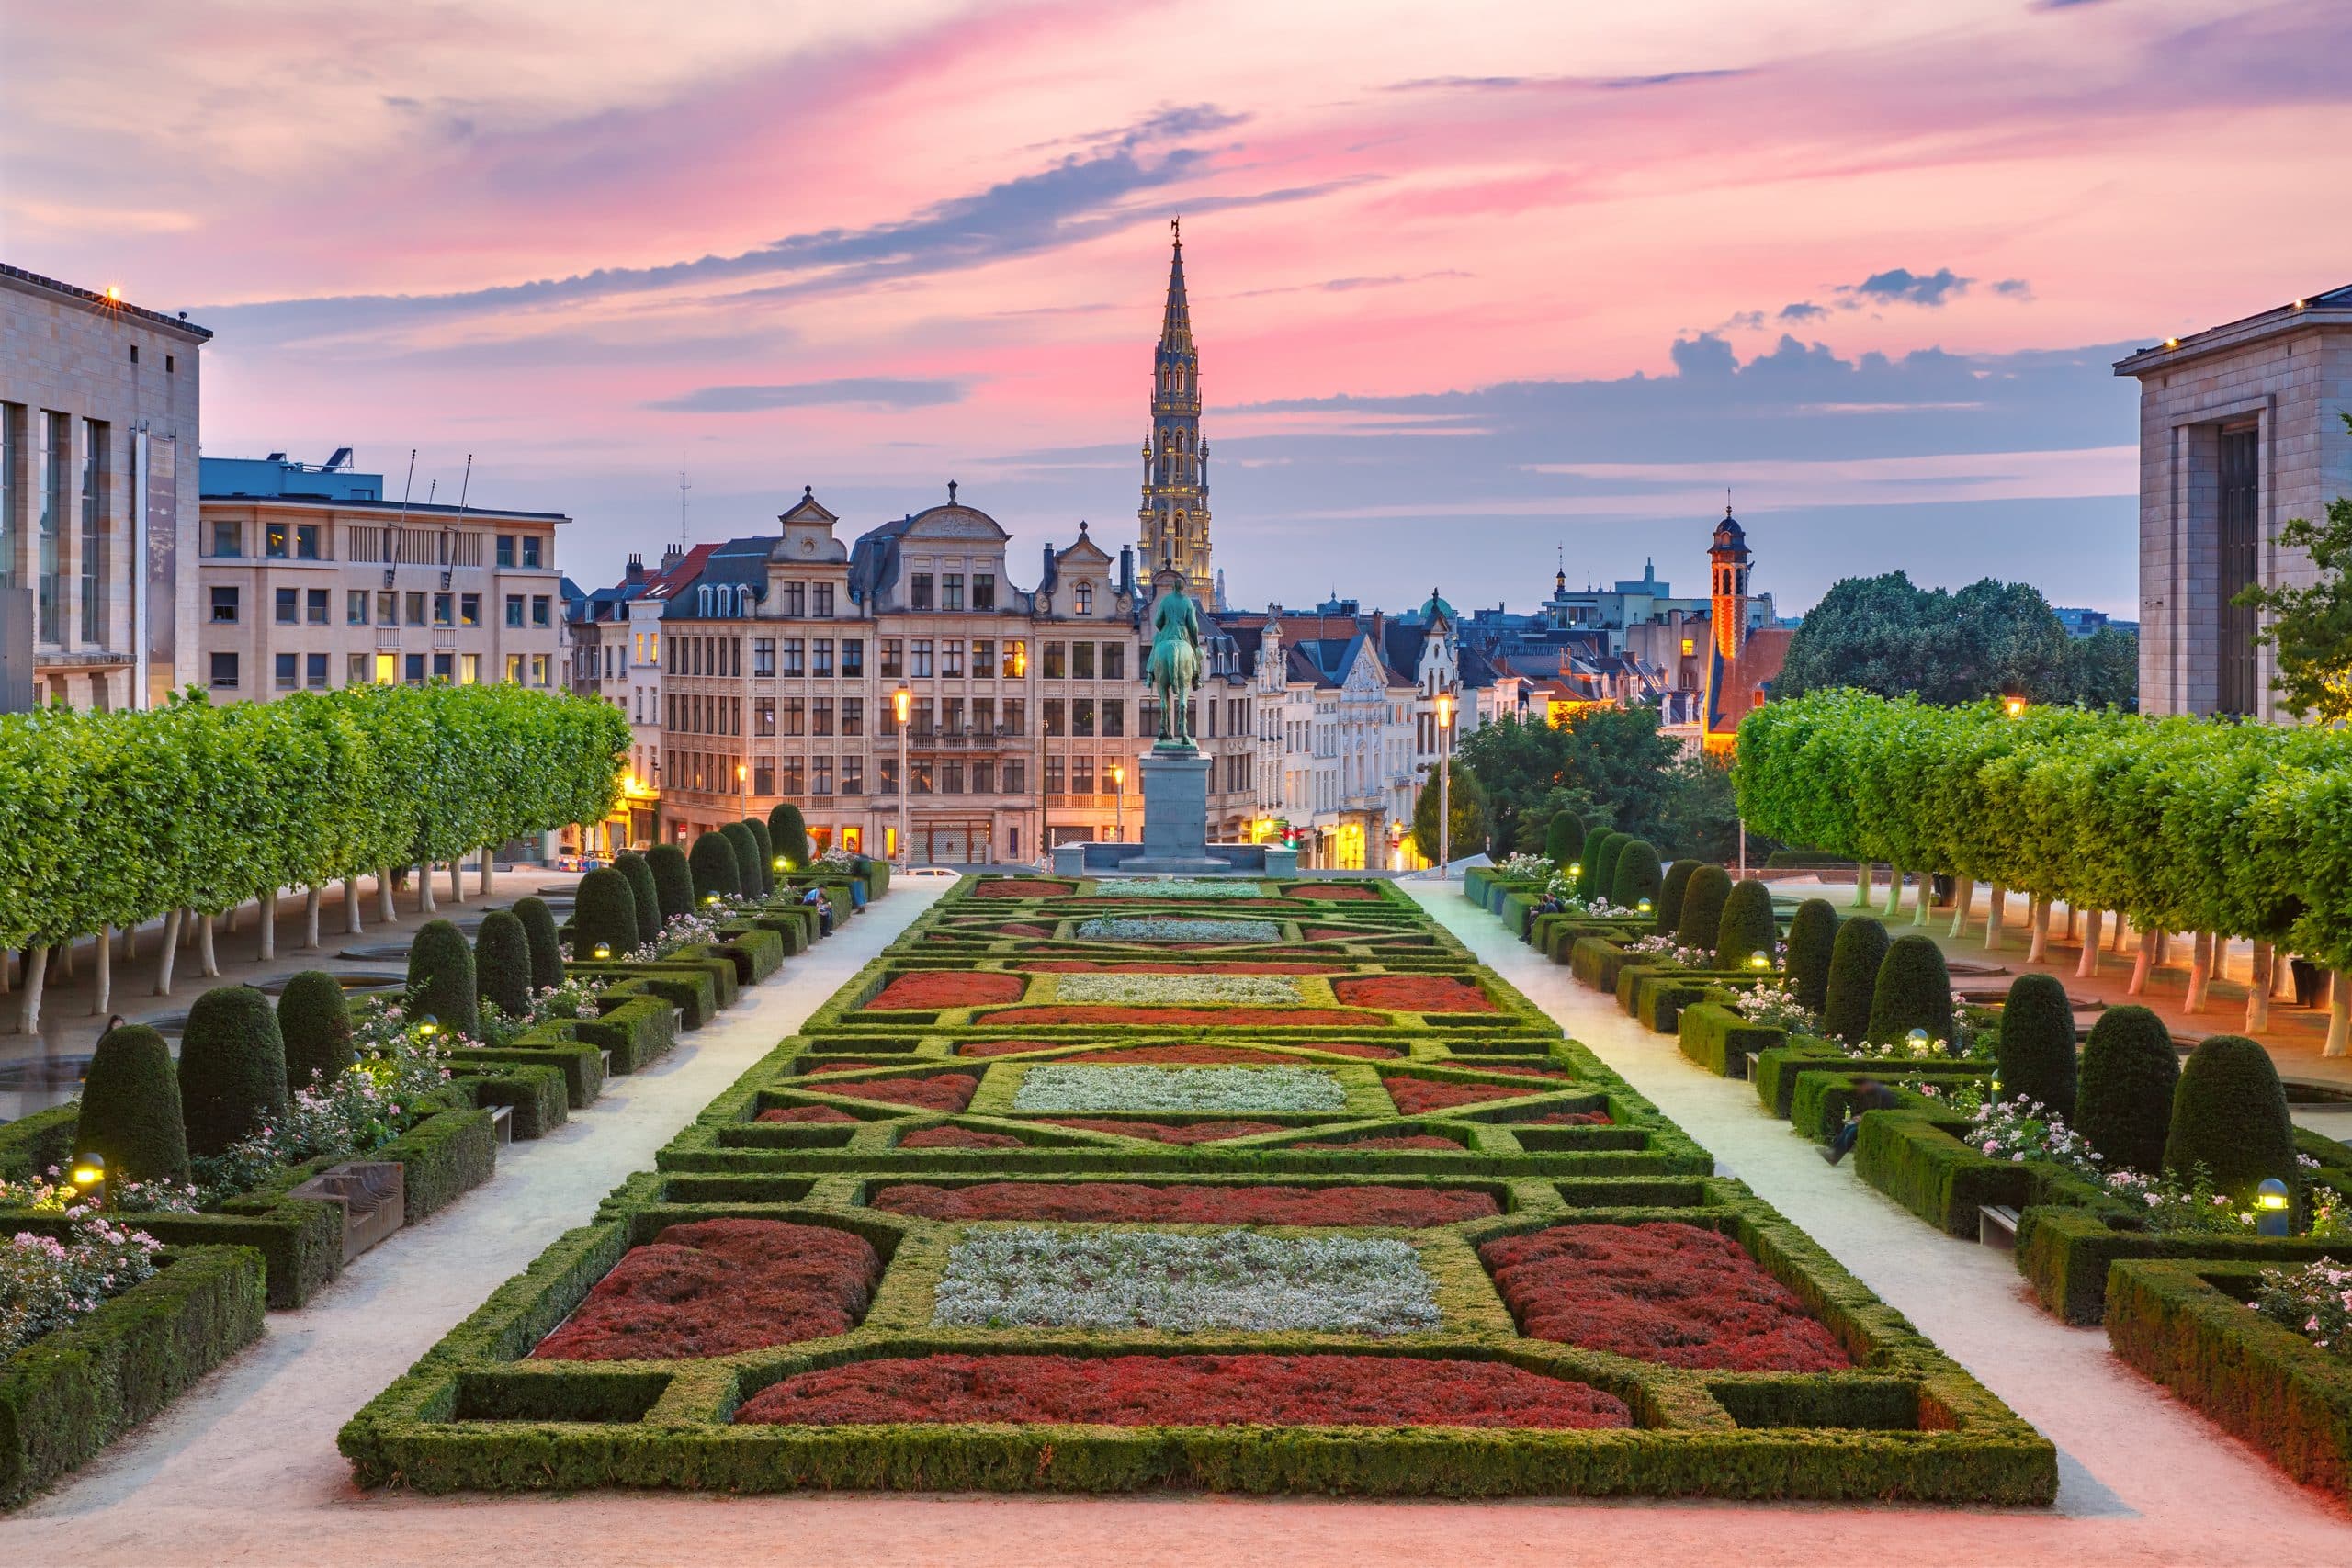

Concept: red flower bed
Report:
left=809, top=1060, right=880, bottom=1073
left=533, top=1219, right=878, bottom=1361
left=1283, top=884, right=1382, bottom=901
left=954, top=1040, right=1063, bottom=1058
left=868, top=1181, right=1499, bottom=1226
left=1035, top=1117, right=1284, bottom=1145
left=899, top=1126, right=1025, bottom=1149
left=1020, top=960, right=1336, bottom=975
left=1333, top=976, right=1496, bottom=1013
left=1385, top=1078, right=1544, bottom=1113
left=1292, top=1135, right=1464, bottom=1152
left=1303, top=927, right=1371, bottom=941
left=971, top=880, right=1076, bottom=899
left=1479, top=1222, right=1851, bottom=1371
left=736, top=1352, right=1630, bottom=1429
left=820, top=1074, right=978, bottom=1111
left=979, top=1006, right=1383, bottom=1028
left=1047, top=1043, right=1397, bottom=1066
left=996, top=923, right=1053, bottom=938
left=1479, top=1064, right=1572, bottom=1079
left=1516, top=1109, right=1613, bottom=1125
left=757, top=1105, right=858, bottom=1124
left=865, top=971, right=1026, bottom=1010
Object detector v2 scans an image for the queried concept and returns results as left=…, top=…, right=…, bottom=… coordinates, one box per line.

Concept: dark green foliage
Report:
left=407, top=919, right=480, bottom=1039
left=1776, top=570, right=2131, bottom=709
left=1866, top=935, right=1954, bottom=1046
left=1611, top=840, right=1663, bottom=912
left=1783, top=899, right=1838, bottom=1014
left=277, top=970, right=355, bottom=1091
left=2164, top=1033, right=2296, bottom=1200
left=1821, top=917, right=1891, bottom=1045
left=743, top=818, right=777, bottom=894
left=768, top=802, right=811, bottom=868
left=474, top=909, right=534, bottom=1019
left=176, top=985, right=290, bottom=1157
left=1412, top=768, right=1487, bottom=866
left=1996, top=973, right=2076, bottom=1119
left=1590, top=834, right=1630, bottom=902
left=689, top=831, right=742, bottom=902
left=613, top=852, right=662, bottom=941
left=1657, top=860, right=1699, bottom=937
left=571, top=868, right=640, bottom=960
left=647, top=843, right=695, bottom=923
left=722, top=823, right=763, bottom=897
left=1577, top=831, right=1623, bottom=901
left=2076, top=1005, right=2179, bottom=1175
left=74, top=1024, right=188, bottom=1183
left=1713, top=879, right=1777, bottom=969
left=513, top=897, right=566, bottom=992
left=1544, top=811, right=1587, bottom=867
left=1675, top=864, right=1732, bottom=949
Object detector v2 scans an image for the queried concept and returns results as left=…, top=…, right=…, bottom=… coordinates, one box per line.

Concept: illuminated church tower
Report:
left=1139, top=220, right=1212, bottom=597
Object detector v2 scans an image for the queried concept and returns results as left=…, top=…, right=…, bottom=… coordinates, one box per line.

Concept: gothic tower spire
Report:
left=1140, top=218, right=1212, bottom=598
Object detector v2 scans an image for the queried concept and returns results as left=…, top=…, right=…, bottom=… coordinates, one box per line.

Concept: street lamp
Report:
left=893, top=686, right=911, bottom=872
left=2004, top=695, right=2028, bottom=718
left=1434, top=688, right=1454, bottom=880
left=1109, top=761, right=1125, bottom=842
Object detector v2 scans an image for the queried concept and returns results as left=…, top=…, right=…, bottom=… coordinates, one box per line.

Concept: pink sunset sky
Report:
left=6, top=0, right=2349, bottom=615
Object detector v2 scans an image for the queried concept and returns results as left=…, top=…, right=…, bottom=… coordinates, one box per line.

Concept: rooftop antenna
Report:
left=454, top=454, right=473, bottom=523
left=390, top=448, right=417, bottom=564
left=1725, top=485, right=1734, bottom=517
left=679, top=453, right=691, bottom=545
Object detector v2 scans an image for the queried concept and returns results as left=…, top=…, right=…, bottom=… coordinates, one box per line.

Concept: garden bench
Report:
left=1979, top=1204, right=2020, bottom=1249
left=490, top=1104, right=514, bottom=1145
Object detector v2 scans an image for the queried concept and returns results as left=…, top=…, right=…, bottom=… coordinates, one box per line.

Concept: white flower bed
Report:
left=1056, top=973, right=1302, bottom=1007
left=1073, top=917, right=1283, bottom=944
left=1011, top=1064, right=1348, bottom=1112
left=932, top=1226, right=1440, bottom=1335
left=1087, top=878, right=1269, bottom=898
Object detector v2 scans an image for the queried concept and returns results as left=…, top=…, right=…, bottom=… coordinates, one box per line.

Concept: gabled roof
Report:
left=639, top=542, right=721, bottom=602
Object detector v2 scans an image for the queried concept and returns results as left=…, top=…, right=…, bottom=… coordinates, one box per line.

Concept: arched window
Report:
left=1076, top=582, right=1094, bottom=615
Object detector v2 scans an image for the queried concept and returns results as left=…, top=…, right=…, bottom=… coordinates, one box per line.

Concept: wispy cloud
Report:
left=648, top=378, right=967, bottom=412
left=1846, top=266, right=1972, bottom=307
left=1384, top=68, right=1751, bottom=93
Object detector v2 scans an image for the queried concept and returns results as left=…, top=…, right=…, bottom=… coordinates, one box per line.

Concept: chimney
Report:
left=661, top=543, right=684, bottom=572
left=624, top=552, right=646, bottom=585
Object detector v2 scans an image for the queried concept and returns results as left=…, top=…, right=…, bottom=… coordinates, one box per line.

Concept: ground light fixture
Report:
left=593, top=942, right=612, bottom=960
left=1748, top=953, right=1772, bottom=971
left=2257, top=1178, right=2291, bottom=1237
left=1567, top=862, right=1581, bottom=882
left=2004, top=695, right=2028, bottom=717
left=1636, top=898, right=1652, bottom=915
left=69, top=1152, right=106, bottom=1208
left=416, top=1014, right=440, bottom=1039
left=1905, top=1028, right=1930, bottom=1053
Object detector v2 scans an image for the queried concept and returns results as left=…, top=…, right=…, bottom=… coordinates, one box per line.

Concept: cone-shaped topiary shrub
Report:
left=277, top=970, right=354, bottom=1091
left=722, top=823, right=763, bottom=897
left=1590, top=834, right=1631, bottom=903
left=1675, top=864, right=1732, bottom=951
left=571, top=867, right=641, bottom=960
left=743, top=818, right=776, bottom=895
left=689, top=831, right=741, bottom=903
left=1713, top=879, right=1778, bottom=969
left=1544, top=811, right=1586, bottom=869
left=1784, top=899, right=1838, bottom=1015
left=474, top=909, right=534, bottom=1019
left=1866, top=934, right=1953, bottom=1046
left=2076, top=1004, right=2179, bottom=1175
left=2164, top=1033, right=2296, bottom=1201
left=1657, top=860, right=1700, bottom=937
left=514, top=896, right=565, bottom=992
left=614, top=852, right=662, bottom=942
left=177, top=985, right=289, bottom=1157
left=648, top=843, right=695, bottom=924
left=1611, top=840, right=1663, bottom=913
left=1996, top=972, right=2076, bottom=1120
left=768, top=802, right=811, bottom=869
left=1821, top=916, right=1890, bottom=1045
left=75, top=1023, right=189, bottom=1183
left=407, top=918, right=479, bottom=1039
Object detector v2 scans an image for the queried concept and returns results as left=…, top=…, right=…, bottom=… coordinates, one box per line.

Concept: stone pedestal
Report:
left=1124, top=747, right=1223, bottom=874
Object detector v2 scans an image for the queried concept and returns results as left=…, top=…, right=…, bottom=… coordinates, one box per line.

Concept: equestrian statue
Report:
left=1146, top=577, right=1203, bottom=749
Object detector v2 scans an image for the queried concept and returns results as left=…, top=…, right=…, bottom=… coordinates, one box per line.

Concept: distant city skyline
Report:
left=8, top=0, right=2350, bottom=615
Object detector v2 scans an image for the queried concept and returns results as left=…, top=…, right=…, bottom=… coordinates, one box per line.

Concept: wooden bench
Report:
left=490, top=1104, right=514, bottom=1146
left=1736, top=1047, right=1765, bottom=1082
left=1979, top=1204, right=2020, bottom=1250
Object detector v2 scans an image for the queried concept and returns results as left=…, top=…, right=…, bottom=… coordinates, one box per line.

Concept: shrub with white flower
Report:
left=1011, top=1064, right=1348, bottom=1113
left=1627, top=933, right=1713, bottom=966
left=0, top=1167, right=198, bottom=1217
left=932, top=1226, right=1441, bottom=1335
left=2250, top=1258, right=2352, bottom=1354
left=478, top=974, right=611, bottom=1049
left=1730, top=982, right=1822, bottom=1034
left=1055, top=973, right=1303, bottom=1008
left=1494, top=853, right=1554, bottom=882
left=1, top=1211, right=164, bottom=1358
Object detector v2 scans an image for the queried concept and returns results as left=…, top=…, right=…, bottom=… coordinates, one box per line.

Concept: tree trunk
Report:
left=258, top=890, right=276, bottom=962
left=420, top=862, right=437, bottom=914
left=1850, top=861, right=1874, bottom=908
left=154, top=909, right=182, bottom=995
left=1984, top=887, right=2007, bottom=951
left=2247, top=944, right=2274, bottom=1032
left=346, top=876, right=365, bottom=935
left=304, top=886, right=323, bottom=950
left=2329, top=972, right=2350, bottom=1058
left=122, top=920, right=137, bottom=963
left=18, top=943, right=48, bottom=1035
left=198, top=913, right=220, bottom=977
left=1947, top=878, right=1973, bottom=939
left=480, top=847, right=494, bottom=897
left=1883, top=868, right=1905, bottom=919
left=448, top=860, right=464, bottom=904
left=2075, top=908, right=2103, bottom=978
left=378, top=869, right=397, bottom=924
left=91, top=928, right=111, bottom=1017
left=2026, top=895, right=2049, bottom=963
left=0, top=947, right=9, bottom=996
left=2064, top=903, right=2078, bottom=941
left=2154, top=930, right=2171, bottom=968
left=2185, top=931, right=2213, bottom=1014
left=56, top=941, right=72, bottom=980
left=2128, top=926, right=2157, bottom=996
left=2110, top=913, right=2129, bottom=953
left=2278, top=951, right=2301, bottom=1000
left=1912, top=876, right=1933, bottom=926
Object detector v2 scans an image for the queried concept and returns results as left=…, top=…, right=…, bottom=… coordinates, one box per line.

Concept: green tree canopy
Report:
left=1777, top=570, right=2135, bottom=710
left=2235, top=413, right=2352, bottom=721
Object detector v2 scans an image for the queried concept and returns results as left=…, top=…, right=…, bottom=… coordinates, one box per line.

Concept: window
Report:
left=912, top=759, right=934, bottom=795
left=432, top=652, right=453, bottom=682
left=753, top=757, right=775, bottom=795
left=506, top=653, right=524, bottom=683
left=814, top=757, right=834, bottom=795
left=275, top=587, right=298, bottom=625
left=782, top=637, right=805, bottom=676
left=783, top=697, right=806, bottom=736
left=406, top=591, right=426, bottom=626
left=1102, top=700, right=1125, bottom=738
left=1075, top=581, right=1093, bottom=615
left=942, top=760, right=964, bottom=794
left=1045, top=756, right=1064, bottom=795
left=813, top=697, right=834, bottom=736
left=296, top=524, right=322, bottom=560
left=753, top=697, right=775, bottom=736
left=942, top=639, right=964, bottom=677
left=378, top=590, right=398, bottom=626
left=1102, top=643, right=1124, bottom=680
left=1073, top=697, right=1095, bottom=738
left=1043, top=700, right=1064, bottom=737
left=376, top=652, right=398, bottom=685
left=1073, top=642, right=1095, bottom=679
left=522, top=536, right=542, bottom=569
left=911, top=639, right=933, bottom=678
left=209, top=651, right=239, bottom=688
left=1043, top=641, right=1064, bottom=678
left=406, top=652, right=428, bottom=685
left=910, top=573, right=933, bottom=611
left=972, top=639, right=992, bottom=678
left=972, top=697, right=994, bottom=736
left=813, top=638, right=832, bottom=676
left=505, top=594, right=524, bottom=627
left=942, top=573, right=964, bottom=611
left=348, top=653, right=369, bottom=685
left=779, top=582, right=806, bottom=617
left=842, top=696, right=864, bottom=736
left=209, top=519, right=241, bottom=557
left=972, top=759, right=994, bottom=793
left=2219, top=424, right=2262, bottom=716
left=878, top=757, right=899, bottom=795
left=1072, top=756, right=1094, bottom=795
left=752, top=637, right=775, bottom=676
left=1680, top=637, right=1694, bottom=657
left=942, top=697, right=964, bottom=735
left=532, top=595, right=551, bottom=627
left=973, top=574, right=994, bottom=611
left=842, top=756, right=864, bottom=795
left=266, top=520, right=291, bottom=558
left=496, top=535, right=515, bottom=568
left=347, top=589, right=369, bottom=625
left=1004, top=758, right=1024, bottom=794
left=1001, top=640, right=1025, bottom=678
left=879, top=639, right=903, bottom=678
left=33, top=412, right=62, bottom=643
left=914, top=697, right=934, bottom=737
left=532, top=654, right=550, bottom=686
left=308, top=652, right=330, bottom=689
left=210, top=586, right=240, bottom=623
left=1002, top=698, right=1025, bottom=736
left=307, top=589, right=329, bottom=625
left=813, top=583, right=834, bottom=616
left=842, top=637, right=864, bottom=676
left=433, top=592, right=453, bottom=626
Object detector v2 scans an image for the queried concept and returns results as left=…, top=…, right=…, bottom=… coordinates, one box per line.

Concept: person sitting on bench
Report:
left=1820, top=1076, right=1901, bottom=1166
left=800, top=883, right=834, bottom=936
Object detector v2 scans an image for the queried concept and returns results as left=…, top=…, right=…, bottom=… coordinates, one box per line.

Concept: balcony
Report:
left=905, top=726, right=1027, bottom=749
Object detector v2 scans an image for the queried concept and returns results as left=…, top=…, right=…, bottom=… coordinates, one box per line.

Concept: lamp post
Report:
left=1435, top=689, right=1454, bottom=880
left=1110, top=761, right=1125, bottom=842
left=69, top=1151, right=106, bottom=1210
left=2256, top=1178, right=2291, bottom=1237
left=893, top=686, right=911, bottom=872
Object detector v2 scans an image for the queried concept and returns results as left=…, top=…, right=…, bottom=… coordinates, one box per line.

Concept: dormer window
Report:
left=1075, top=582, right=1093, bottom=615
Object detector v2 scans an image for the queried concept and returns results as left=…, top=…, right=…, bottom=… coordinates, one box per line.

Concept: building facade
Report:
left=2115, top=284, right=2352, bottom=720
left=196, top=452, right=567, bottom=702
left=0, top=264, right=209, bottom=712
